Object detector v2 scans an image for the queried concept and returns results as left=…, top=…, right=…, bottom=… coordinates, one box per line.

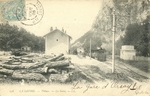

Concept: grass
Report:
left=89, top=66, right=133, bottom=83
left=119, top=59, right=149, bottom=72
left=114, top=55, right=149, bottom=72
left=78, top=65, right=133, bottom=83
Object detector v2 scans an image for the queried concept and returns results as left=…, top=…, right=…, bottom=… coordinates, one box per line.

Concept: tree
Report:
left=0, top=23, right=45, bottom=52
left=123, top=16, right=150, bottom=56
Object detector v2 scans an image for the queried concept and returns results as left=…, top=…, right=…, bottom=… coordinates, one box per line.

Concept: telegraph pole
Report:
left=90, top=38, right=91, bottom=59
left=112, top=9, right=116, bottom=73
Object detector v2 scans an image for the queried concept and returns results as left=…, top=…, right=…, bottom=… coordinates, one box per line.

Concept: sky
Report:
left=9, top=0, right=102, bottom=42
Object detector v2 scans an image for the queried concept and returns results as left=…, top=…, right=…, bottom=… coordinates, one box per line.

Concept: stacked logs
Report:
left=0, top=54, right=75, bottom=83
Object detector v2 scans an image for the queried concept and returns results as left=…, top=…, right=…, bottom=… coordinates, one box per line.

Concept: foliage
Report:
left=123, top=16, right=150, bottom=56
left=70, top=46, right=77, bottom=55
left=115, top=36, right=124, bottom=55
left=0, top=22, right=45, bottom=52
left=121, top=59, right=149, bottom=72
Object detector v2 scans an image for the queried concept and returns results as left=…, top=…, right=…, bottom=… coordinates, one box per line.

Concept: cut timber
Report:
left=64, top=65, right=75, bottom=69
left=61, top=65, right=75, bottom=73
left=0, top=68, right=14, bottom=75
left=6, top=60, right=14, bottom=64
left=13, top=57, right=21, bottom=60
left=6, top=59, right=21, bottom=64
left=27, top=67, right=48, bottom=74
left=55, top=56, right=65, bottom=61
left=10, top=62, right=22, bottom=65
left=14, top=67, right=48, bottom=74
left=49, top=73, right=69, bottom=83
left=2, top=62, right=46, bottom=70
left=43, top=55, right=54, bottom=59
left=14, top=59, right=21, bottom=62
left=13, top=67, right=48, bottom=74
left=6, top=61, right=21, bottom=65
left=48, top=69, right=58, bottom=73
left=45, top=60, right=70, bottom=68
left=12, top=72, right=47, bottom=81
left=28, top=62, right=46, bottom=69
left=49, top=53, right=64, bottom=61
left=21, top=58, right=34, bottom=63
left=2, top=64, right=27, bottom=70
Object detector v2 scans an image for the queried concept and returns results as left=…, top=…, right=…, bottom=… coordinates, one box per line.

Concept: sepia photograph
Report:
left=0, top=0, right=150, bottom=96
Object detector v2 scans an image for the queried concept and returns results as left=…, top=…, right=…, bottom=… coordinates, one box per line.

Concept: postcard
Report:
left=0, top=0, right=150, bottom=96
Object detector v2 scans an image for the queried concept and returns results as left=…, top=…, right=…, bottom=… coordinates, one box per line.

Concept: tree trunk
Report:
left=48, top=68, right=58, bottom=73
left=13, top=57, right=21, bottom=60
left=49, top=73, right=69, bottom=83
left=7, top=60, right=21, bottom=65
left=49, top=53, right=64, bottom=61
left=21, top=58, right=34, bottom=63
left=0, top=68, right=14, bottom=75
left=27, top=62, right=46, bottom=69
left=55, top=56, right=65, bottom=61
left=2, top=64, right=26, bottom=70
left=45, top=60, right=70, bottom=68
left=2, top=62, right=46, bottom=70
left=27, top=67, right=48, bottom=74
left=12, top=72, right=47, bottom=82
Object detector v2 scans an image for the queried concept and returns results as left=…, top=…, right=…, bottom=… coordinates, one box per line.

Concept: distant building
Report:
left=120, top=45, right=136, bottom=60
left=77, top=47, right=84, bottom=54
left=43, top=28, right=72, bottom=54
left=21, top=46, right=31, bottom=51
left=77, top=47, right=84, bottom=57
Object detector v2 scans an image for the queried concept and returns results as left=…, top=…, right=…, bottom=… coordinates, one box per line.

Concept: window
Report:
left=56, top=39, right=58, bottom=41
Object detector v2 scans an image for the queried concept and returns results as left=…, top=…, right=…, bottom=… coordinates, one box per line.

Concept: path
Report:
left=69, top=55, right=150, bottom=83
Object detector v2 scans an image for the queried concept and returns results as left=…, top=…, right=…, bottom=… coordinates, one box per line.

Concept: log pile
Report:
left=0, top=53, right=75, bottom=83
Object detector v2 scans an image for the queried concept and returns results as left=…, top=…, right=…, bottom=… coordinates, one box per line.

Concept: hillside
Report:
left=0, top=22, right=45, bottom=52
left=71, top=0, right=150, bottom=54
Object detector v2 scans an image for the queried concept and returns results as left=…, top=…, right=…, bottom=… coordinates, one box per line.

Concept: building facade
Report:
left=44, top=29, right=71, bottom=55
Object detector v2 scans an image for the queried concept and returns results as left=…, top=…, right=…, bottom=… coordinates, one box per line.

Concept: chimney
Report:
left=50, top=27, right=53, bottom=32
left=55, top=27, right=57, bottom=29
left=62, top=27, right=64, bottom=32
left=65, top=30, right=66, bottom=33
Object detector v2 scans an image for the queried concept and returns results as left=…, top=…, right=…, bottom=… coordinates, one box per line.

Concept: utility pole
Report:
left=90, top=38, right=91, bottom=59
left=112, top=9, right=116, bottom=73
